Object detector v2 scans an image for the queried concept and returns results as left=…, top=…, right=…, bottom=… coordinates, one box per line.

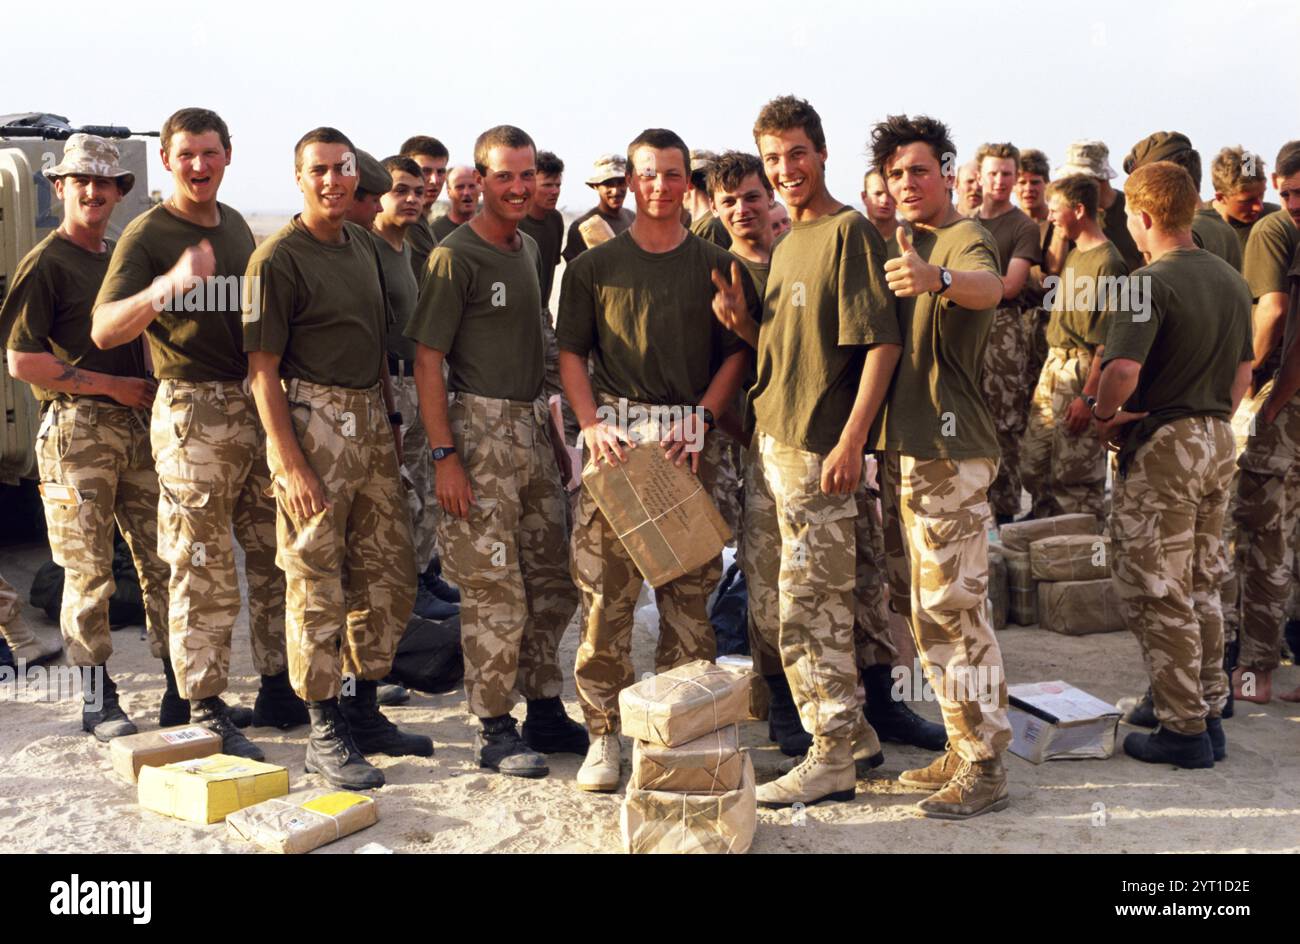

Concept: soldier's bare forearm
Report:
left=697, top=351, right=747, bottom=419
left=839, top=342, right=901, bottom=451
left=1251, top=293, right=1287, bottom=371
left=1095, top=358, right=1141, bottom=417
left=247, top=352, right=308, bottom=475
left=7, top=350, right=118, bottom=397
left=91, top=289, right=165, bottom=350
left=413, top=344, right=453, bottom=448
left=1081, top=345, right=1104, bottom=398
left=559, top=350, right=599, bottom=429
left=1231, top=360, right=1253, bottom=414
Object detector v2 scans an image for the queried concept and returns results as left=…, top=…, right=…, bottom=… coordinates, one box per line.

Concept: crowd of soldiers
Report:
left=1, top=97, right=1297, bottom=822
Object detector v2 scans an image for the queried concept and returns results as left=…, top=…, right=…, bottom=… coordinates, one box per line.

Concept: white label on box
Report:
left=159, top=727, right=209, bottom=744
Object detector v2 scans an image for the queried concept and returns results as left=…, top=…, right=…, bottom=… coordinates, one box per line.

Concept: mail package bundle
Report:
left=110, top=726, right=223, bottom=783
left=582, top=444, right=732, bottom=588
left=1008, top=680, right=1123, bottom=763
left=1030, top=534, right=1112, bottom=582
left=999, top=513, right=1098, bottom=553
left=1037, top=578, right=1125, bottom=635
left=630, top=725, right=743, bottom=794
left=715, top=655, right=768, bottom=721
left=1003, top=548, right=1038, bottom=626
left=620, top=751, right=756, bottom=854
left=138, top=754, right=290, bottom=824
left=619, top=660, right=751, bottom=747
left=226, top=790, right=378, bottom=854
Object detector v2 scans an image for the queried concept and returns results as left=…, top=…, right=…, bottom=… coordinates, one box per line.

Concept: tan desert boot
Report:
left=915, top=756, right=1010, bottom=820
left=756, top=733, right=855, bottom=808
left=852, top=716, right=884, bottom=773
left=0, top=582, right=62, bottom=665
left=897, top=744, right=963, bottom=792
left=576, top=733, right=621, bottom=792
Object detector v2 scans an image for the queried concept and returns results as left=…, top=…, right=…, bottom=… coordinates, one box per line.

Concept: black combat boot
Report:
left=1285, top=620, right=1300, bottom=664
left=1117, top=687, right=1158, bottom=728
left=1206, top=717, right=1226, bottom=762
left=1222, top=640, right=1239, bottom=719
left=1122, top=727, right=1214, bottom=769
left=158, top=657, right=189, bottom=727
left=190, top=696, right=265, bottom=760
left=862, top=664, right=946, bottom=751
left=305, top=699, right=385, bottom=790
left=475, top=714, right=548, bottom=778
left=252, top=671, right=309, bottom=729
left=522, top=697, right=589, bottom=754
left=377, top=678, right=410, bottom=706
left=81, top=666, right=137, bottom=742
left=339, top=679, right=433, bottom=757
left=765, top=673, right=812, bottom=757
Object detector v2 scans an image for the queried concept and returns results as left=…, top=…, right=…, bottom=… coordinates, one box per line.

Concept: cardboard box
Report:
left=715, top=655, right=768, bottom=721
left=620, top=751, right=755, bottom=854
left=226, top=790, right=378, bottom=854
left=999, top=513, right=1098, bottom=553
left=578, top=214, right=617, bottom=249
left=1004, top=548, right=1038, bottom=626
left=110, top=726, right=223, bottom=783
left=1030, top=534, right=1112, bottom=582
left=619, top=660, right=751, bottom=747
left=582, top=444, right=732, bottom=588
left=138, top=755, right=290, bottom=824
left=1037, top=578, right=1125, bottom=635
left=988, top=547, right=1009, bottom=631
left=1008, top=681, right=1123, bottom=763
left=630, top=725, right=743, bottom=794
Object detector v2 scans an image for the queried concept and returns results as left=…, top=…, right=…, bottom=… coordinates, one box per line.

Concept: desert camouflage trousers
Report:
left=1021, top=347, right=1106, bottom=520
left=269, top=380, right=416, bottom=702
left=880, top=452, right=1011, bottom=761
left=0, top=573, right=26, bottom=643
left=715, top=438, right=744, bottom=549
left=1111, top=416, right=1236, bottom=734
left=740, top=434, right=897, bottom=737
left=572, top=397, right=723, bottom=735
left=392, top=373, right=439, bottom=571
left=1233, top=388, right=1300, bottom=672
left=152, top=380, right=286, bottom=698
left=1220, top=386, right=1263, bottom=646
left=35, top=399, right=168, bottom=666
left=438, top=392, right=578, bottom=719
left=981, top=306, right=1033, bottom=518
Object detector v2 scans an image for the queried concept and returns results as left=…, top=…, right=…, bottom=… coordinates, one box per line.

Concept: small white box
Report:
left=1007, top=681, right=1122, bottom=763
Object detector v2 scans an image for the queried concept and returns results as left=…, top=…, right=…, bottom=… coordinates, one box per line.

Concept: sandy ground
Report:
left=2, top=537, right=1298, bottom=855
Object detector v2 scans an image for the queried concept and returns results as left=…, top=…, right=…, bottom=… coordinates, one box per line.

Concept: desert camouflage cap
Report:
left=42, top=133, right=135, bottom=195
left=1054, top=140, right=1117, bottom=180
left=689, top=149, right=720, bottom=173
left=585, top=153, right=627, bottom=186
left=1123, top=131, right=1195, bottom=174
left=354, top=149, right=392, bottom=195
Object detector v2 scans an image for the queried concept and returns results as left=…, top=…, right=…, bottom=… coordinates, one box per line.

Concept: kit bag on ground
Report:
left=388, top=614, right=464, bottom=694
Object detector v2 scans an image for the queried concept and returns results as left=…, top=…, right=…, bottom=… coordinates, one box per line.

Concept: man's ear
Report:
left=160, top=146, right=171, bottom=172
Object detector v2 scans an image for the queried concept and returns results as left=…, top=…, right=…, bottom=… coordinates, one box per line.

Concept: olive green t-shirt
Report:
left=1242, top=210, right=1300, bottom=301
left=749, top=206, right=900, bottom=454
left=1227, top=201, right=1282, bottom=252
left=95, top=202, right=254, bottom=382
left=1102, top=248, right=1253, bottom=471
left=556, top=230, right=750, bottom=405
left=404, top=223, right=545, bottom=402
left=243, top=219, right=388, bottom=389
left=1045, top=241, right=1129, bottom=351
left=431, top=214, right=463, bottom=244
left=977, top=206, right=1042, bottom=276
left=728, top=249, right=771, bottom=432
left=873, top=217, right=1001, bottom=459
left=406, top=216, right=437, bottom=281
left=690, top=213, right=732, bottom=250
left=1, top=232, right=147, bottom=403
left=562, top=206, right=635, bottom=263
left=369, top=231, right=420, bottom=364
left=518, top=209, right=565, bottom=305
left=1192, top=208, right=1243, bottom=271
left=1100, top=190, right=1145, bottom=273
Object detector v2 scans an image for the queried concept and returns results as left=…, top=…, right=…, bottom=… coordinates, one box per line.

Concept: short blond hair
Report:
left=1211, top=145, right=1266, bottom=195
left=975, top=142, right=1020, bottom=170
left=1125, top=161, right=1198, bottom=232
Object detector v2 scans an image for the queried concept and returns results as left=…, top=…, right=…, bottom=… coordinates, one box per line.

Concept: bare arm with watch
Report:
left=884, top=226, right=1003, bottom=310
left=662, top=349, right=747, bottom=473
left=1088, top=357, right=1148, bottom=444
left=413, top=342, right=475, bottom=518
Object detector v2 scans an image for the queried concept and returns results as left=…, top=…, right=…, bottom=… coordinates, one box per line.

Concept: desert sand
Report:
left=3, top=538, right=1297, bottom=855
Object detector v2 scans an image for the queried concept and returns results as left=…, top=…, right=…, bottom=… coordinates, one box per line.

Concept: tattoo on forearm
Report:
left=54, top=363, right=89, bottom=390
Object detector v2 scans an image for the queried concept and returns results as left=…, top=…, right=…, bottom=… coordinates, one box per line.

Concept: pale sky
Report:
left=5, top=0, right=1297, bottom=213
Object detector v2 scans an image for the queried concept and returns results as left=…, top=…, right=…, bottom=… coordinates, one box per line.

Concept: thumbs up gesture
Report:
left=884, top=225, right=941, bottom=298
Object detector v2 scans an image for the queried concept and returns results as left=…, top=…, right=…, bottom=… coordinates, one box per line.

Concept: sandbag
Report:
left=388, top=614, right=464, bottom=694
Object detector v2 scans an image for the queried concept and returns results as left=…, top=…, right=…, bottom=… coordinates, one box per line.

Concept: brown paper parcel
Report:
left=999, top=512, right=1098, bottom=552
left=226, top=789, right=378, bottom=854
left=715, top=655, right=768, bottom=720
left=1030, top=534, right=1112, bottom=582
left=618, top=659, right=751, bottom=747
left=1004, top=548, right=1038, bottom=626
left=1037, top=579, right=1125, bottom=635
left=621, top=751, right=756, bottom=854
left=631, top=724, right=743, bottom=794
left=110, top=725, right=222, bottom=783
left=582, top=443, right=732, bottom=588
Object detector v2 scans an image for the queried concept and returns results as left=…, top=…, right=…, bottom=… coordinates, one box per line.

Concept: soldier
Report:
left=406, top=125, right=583, bottom=778
left=1232, top=141, right=1300, bottom=705
left=1, top=135, right=159, bottom=737
left=343, top=150, right=390, bottom=230
left=243, top=127, right=430, bottom=789
left=1056, top=140, right=1143, bottom=273
left=1091, top=161, right=1253, bottom=768
left=561, top=154, right=635, bottom=263
left=556, top=128, right=752, bottom=792
left=91, top=108, right=301, bottom=757
left=955, top=160, right=982, bottom=217
left=1014, top=149, right=1062, bottom=396
left=1015, top=150, right=1050, bottom=225
left=1211, top=145, right=1277, bottom=252
left=434, top=166, right=480, bottom=242
left=871, top=113, right=1013, bottom=819
left=687, top=149, right=731, bottom=248
left=1020, top=174, right=1125, bottom=520
left=769, top=200, right=791, bottom=238
left=861, top=169, right=898, bottom=242
left=398, top=135, right=450, bottom=278
left=974, top=142, right=1042, bottom=523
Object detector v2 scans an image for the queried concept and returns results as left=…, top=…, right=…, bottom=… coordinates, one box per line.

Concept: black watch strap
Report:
left=388, top=411, right=403, bottom=425
left=431, top=445, right=456, bottom=461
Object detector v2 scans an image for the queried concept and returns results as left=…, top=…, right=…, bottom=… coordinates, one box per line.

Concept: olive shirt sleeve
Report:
left=554, top=255, right=598, bottom=356
left=1012, top=215, right=1044, bottom=264
left=1101, top=272, right=1160, bottom=366
left=242, top=246, right=298, bottom=358
left=1085, top=252, right=1130, bottom=347
left=404, top=244, right=470, bottom=355
left=1243, top=215, right=1295, bottom=299
left=94, top=220, right=159, bottom=307
left=1, top=254, right=54, bottom=353
left=839, top=223, right=900, bottom=348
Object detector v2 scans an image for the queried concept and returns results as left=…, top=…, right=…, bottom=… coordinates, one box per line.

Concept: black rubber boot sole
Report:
left=1122, top=729, right=1214, bottom=769
left=305, top=755, right=385, bottom=790
left=758, top=788, right=855, bottom=810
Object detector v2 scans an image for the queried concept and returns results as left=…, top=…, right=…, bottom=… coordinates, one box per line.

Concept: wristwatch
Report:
left=936, top=266, right=952, bottom=295
left=1085, top=396, right=1115, bottom=422
left=431, top=445, right=457, bottom=461
left=388, top=411, right=402, bottom=426
left=700, top=408, right=716, bottom=431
